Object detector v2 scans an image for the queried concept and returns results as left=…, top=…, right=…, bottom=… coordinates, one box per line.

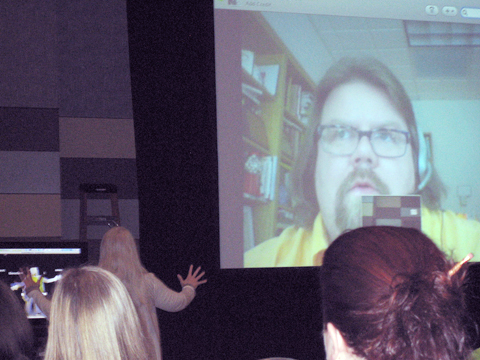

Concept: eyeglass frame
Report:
left=315, top=124, right=411, bottom=158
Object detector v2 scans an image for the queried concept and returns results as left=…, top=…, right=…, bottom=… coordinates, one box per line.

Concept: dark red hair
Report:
left=322, top=226, right=473, bottom=360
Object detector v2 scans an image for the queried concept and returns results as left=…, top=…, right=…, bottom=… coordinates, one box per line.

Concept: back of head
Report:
left=99, top=226, right=144, bottom=275
left=322, top=226, right=473, bottom=360
left=0, top=280, right=34, bottom=360
left=45, top=266, right=148, bottom=360
left=99, top=226, right=147, bottom=307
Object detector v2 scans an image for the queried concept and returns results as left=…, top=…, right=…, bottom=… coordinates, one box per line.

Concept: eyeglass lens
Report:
left=319, top=126, right=409, bottom=158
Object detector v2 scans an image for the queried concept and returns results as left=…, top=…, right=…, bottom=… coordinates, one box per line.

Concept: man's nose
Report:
left=350, top=134, right=379, bottom=167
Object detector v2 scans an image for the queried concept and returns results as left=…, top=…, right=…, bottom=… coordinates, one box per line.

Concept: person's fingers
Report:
left=193, top=265, right=204, bottom=277
left=192, top=265, right=201, bottom=277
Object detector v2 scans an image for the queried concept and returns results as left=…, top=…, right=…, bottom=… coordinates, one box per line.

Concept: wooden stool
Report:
left=79, top=183, right=120, bottom=240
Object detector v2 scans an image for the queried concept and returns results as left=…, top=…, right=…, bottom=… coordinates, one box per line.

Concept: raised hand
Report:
left=177, top=265, right=207, bottom=290
left=19, top=267, right=41, bottom=292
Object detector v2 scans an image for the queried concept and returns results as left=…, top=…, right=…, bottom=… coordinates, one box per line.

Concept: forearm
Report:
left=150, top=274, right=196, bottom=312
left=27, top=289, right=52, bottom=319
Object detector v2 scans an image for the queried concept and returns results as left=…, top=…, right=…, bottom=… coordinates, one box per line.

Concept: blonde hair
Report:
left=44, top=266, right=148, bottom=360
left=98, top=226, right=148, bottom=307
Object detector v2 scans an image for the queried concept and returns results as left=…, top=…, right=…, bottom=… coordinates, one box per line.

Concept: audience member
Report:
left=98, top=226, right=207, bottom=360
left=44, top=266, right=148, bottom=360
left=23, top=226, right=207, bottom=360
left=321, top=226, right=475, bottom=360
left=22, top=267, right=51, bottom=318
left=0, top=279, right=34, bottom=360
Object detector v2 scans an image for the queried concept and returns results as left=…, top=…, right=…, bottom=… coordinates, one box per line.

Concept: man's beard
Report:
left=335, top=169, right=390, bottom=235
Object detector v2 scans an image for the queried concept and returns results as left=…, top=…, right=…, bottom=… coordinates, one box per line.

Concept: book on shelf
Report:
left=244, top=152, right=262, bottom=197
left=244, top=152, right=277, bottom=201
left=299, top=90, right=314, bottom=125
left=243, top=205, right=255, bottom=252
left=285, top=79, right=313, bottom=126
left=277, top=168, right=292, bottom=208
left=242, top=107, right=268, bottom=148
left=242, top=83, right=268, bottom=148
left=260, top=155, right=277, bottom=201
left=281, top=117, right=302, bottom=160
left=285, top=80, right=301, bottom=117
left=242, top=83, right=263, bottom=107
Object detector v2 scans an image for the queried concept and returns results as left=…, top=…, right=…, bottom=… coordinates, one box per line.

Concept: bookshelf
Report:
left=241, top=12, right=315, bottom=249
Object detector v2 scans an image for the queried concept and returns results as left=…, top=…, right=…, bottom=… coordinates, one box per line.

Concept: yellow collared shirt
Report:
left=244, top=207, right=480, bottom=267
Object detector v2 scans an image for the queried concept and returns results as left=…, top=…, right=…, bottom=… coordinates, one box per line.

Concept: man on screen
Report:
left=245, top=57, right=480, bottom=267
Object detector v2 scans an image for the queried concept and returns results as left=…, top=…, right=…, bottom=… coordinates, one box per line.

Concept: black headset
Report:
left=417, top=127, right=432, bottom=191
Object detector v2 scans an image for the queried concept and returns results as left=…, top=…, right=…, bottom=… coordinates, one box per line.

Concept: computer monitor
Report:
left=214, top=0, right=480, bottom=268
left=0, top=241, right=89, bottom=320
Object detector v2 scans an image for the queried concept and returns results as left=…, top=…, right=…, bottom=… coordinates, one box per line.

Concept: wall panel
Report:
left=0, top=152, right=60, bottom=194
left=59, top=117, right=136, bottom=158
left=0, top=107, right=59, bottom=151
left=0, top=194, right=61, bottom=237
left=0, top=2, right=57, bottom=108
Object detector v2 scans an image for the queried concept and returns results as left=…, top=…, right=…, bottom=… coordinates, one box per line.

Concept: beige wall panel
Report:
left=0, top=194, right=61, bottom=237
left=59, top=117, right=136, bottom=158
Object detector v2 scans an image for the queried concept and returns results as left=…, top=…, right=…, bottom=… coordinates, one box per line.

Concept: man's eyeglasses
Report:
left=316, top=125, right=411, bottom=158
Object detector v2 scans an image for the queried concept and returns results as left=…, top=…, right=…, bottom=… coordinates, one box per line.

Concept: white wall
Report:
left=413, top=100, right=480, bottom=220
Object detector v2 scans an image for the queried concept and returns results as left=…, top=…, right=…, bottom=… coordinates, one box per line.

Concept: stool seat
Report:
left=79, top=183, right=118, bottom=194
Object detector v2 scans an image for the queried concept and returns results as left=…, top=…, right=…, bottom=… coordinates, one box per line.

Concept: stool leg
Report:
left=79, top=192, right=88, bottom=240
left=110, top=193, right=121, bottom=226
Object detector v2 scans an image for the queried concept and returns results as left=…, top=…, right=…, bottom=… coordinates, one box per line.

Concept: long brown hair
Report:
left=322, top=226, right=473, bottom=360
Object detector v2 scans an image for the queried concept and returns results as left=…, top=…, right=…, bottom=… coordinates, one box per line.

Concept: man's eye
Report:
left=374, top=130, right=394, bottom=141
left=334, top=128, right=352, bottom=140
left=375, top=130, right=405, bottom=144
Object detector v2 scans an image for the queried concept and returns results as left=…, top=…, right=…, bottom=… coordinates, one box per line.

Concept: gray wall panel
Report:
left=0, top=107, right=59, bottom=151
left=0, top=194, right=61, bottom=237
left=0, top=151, right=60, bottom=194
left=59, top=117, right=136, bottom=158
left=57, top=2, right=132, bottom=118
left=0, top=2, right=58, bottom=108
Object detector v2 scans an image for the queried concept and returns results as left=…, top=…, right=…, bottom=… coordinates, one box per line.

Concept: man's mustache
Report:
left=338, top=169, right=390, bottom=197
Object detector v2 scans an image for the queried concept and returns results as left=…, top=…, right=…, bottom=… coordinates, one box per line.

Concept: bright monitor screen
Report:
left=214, top=0, right=480, bottom=268
left=0, top=242, right=89, bottom=319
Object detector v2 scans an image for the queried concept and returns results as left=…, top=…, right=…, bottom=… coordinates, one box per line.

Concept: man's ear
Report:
left=323, top=322, right=350, bottom=360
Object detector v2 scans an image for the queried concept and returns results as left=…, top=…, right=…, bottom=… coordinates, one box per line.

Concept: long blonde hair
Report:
left=98, top=226, right=148, bottom=306
left=44, top=266, right=148, bottom=360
